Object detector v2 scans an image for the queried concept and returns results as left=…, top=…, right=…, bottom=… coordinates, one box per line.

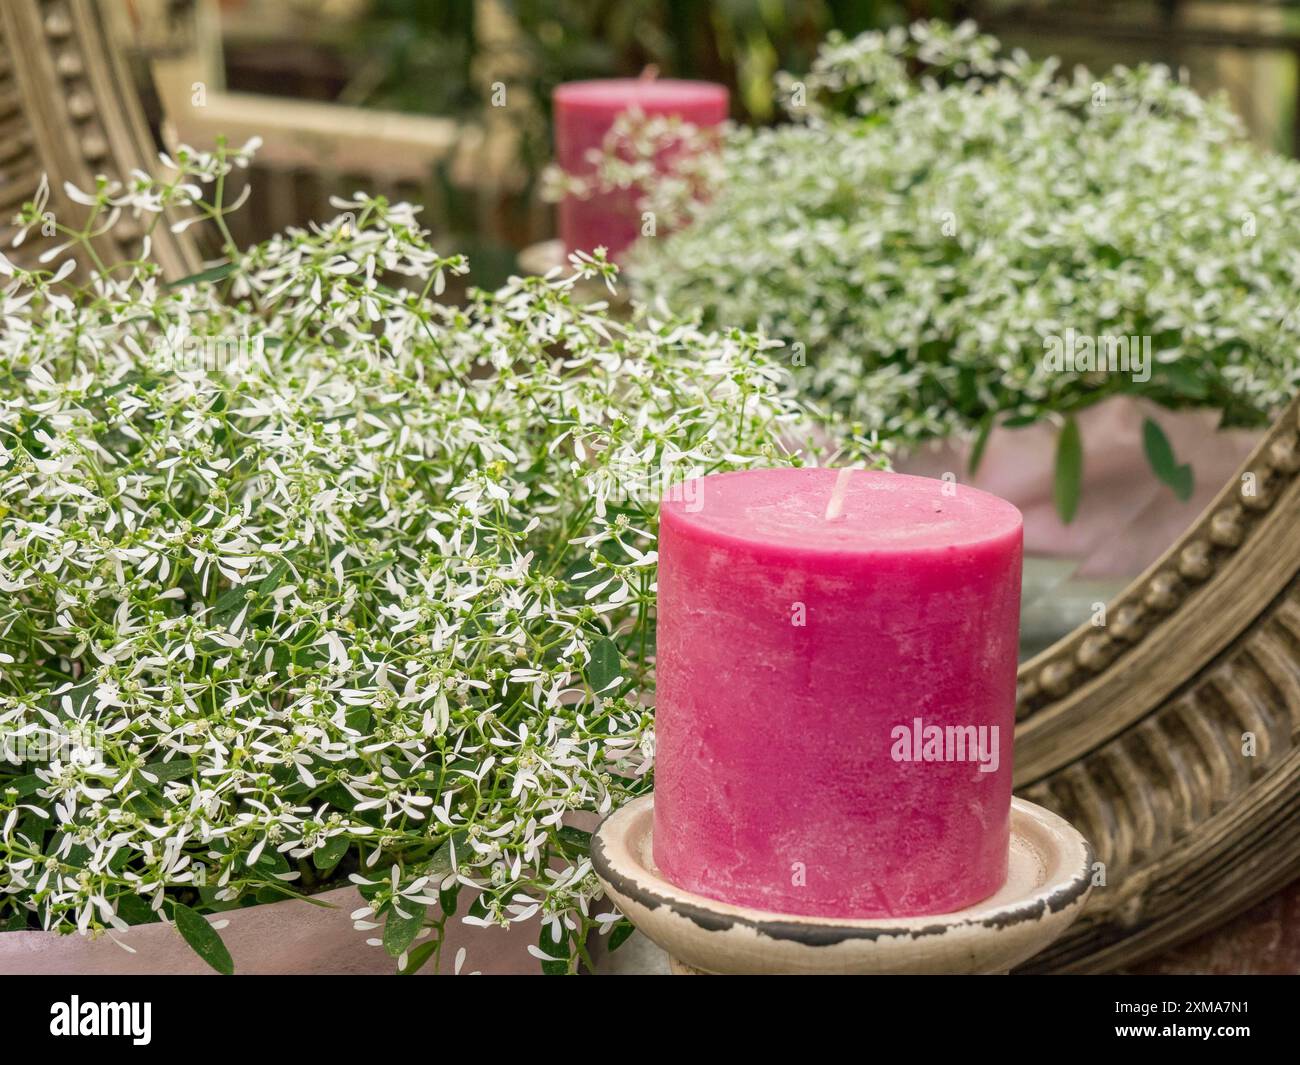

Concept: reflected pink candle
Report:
left=654, top=468, right=1022, bottom=918
left=553, top=78, right=728, bottom=258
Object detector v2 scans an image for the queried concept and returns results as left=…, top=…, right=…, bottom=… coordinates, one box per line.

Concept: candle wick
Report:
left=639, top=65, right=659, bottom=82
left=824, top=467, right=854, bottom=522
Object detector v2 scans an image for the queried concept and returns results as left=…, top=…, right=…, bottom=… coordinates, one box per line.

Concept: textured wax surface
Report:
left=553, top=79, right=728, bottom=258
left=653, top=468, right=1023, bottom=918
left=554, top=79, right=731, bottom=113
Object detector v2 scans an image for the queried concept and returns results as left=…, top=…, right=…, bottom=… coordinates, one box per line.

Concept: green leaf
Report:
left=608, top=920, right=636, bottom=951
left=1142, top=416, right=1194, bottom=502
left=399, top=939, right=440, bottom=975
left=45, top=678, right=95, bottom=718
left=4, top=773, right=41, bottom=797
left=465, top=893, right=490, bottom=923
left=317, top=783, right=359, bottom=812
left=115, top=893, right=159, bottom=927
left=172, top=902, right=234, bottom=975
left=165, top=262, right=236, bottom=290
left=249, top=847, right=290, bottom=875
left=355, top=877, right=384, bottom=902
left=142, top=758, right=195, bottom=784
left=345, top=704, right=371, bottom=736
left=955, top=365, right=978, bottom=408
left=586, top=637, right=621, bottom=696
left=270, top=642, right=293, bottom=675
left=16, top=808, right=50, bottom=843
left=1141, top=416, right=1176, bottom=478
left=3, top=910, right=29, bottom=931
left=383, top=901, right=427, bottom=958
left=968, top=414, right=993, bottom=477
left=210, top=583, right=250, bottom=627
left=556, top=825, right=592, bottom=852
left=439, top=882, right=460, bottom=918
left=1001, top=414, right=1038, bottom=429
left=256, top=560, right=290, bottom=593
left=1053, top=415, right=1083, bottom=525
left=422, top=831, right=467, bottom=885
left=1167, top=463, right=1195, bottom=501
left=538, top=920, right=570, bottom=974
left=1159, top=362, right=1208, bottom=401
left=207, top=561, right=289, bottom=628
left=313, top=834, right=350, bottom=874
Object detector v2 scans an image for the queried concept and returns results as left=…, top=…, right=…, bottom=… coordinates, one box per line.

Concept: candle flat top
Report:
left=662, top=468, right=1022, bottom=555
left=554, top=79, right=729, bottom=112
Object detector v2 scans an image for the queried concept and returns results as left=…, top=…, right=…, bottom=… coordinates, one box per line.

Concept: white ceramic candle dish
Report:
left=591, top=793, right=1093, bottom=975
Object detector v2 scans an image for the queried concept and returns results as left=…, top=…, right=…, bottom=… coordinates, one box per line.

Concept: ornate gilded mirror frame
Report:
left=3, top=0, right=1297, bottom=972
left=1016, top=397, right=1300, bottom=971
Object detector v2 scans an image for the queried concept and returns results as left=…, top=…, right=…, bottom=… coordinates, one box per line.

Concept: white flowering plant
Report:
left=0, top=141, right=872, bottom=973
left=589, top=21, right=1300, bottom=518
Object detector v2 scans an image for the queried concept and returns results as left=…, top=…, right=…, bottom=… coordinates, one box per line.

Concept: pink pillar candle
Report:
left=552, top=78, right=728, bottom=259
left=654, top=468, right=1023, bottom=918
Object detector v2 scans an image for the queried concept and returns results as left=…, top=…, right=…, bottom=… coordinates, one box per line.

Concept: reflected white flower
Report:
left=630, top=22, right=1300, bottom=451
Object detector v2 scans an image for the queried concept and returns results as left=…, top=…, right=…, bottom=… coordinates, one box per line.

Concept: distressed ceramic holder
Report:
left=591, top=793, right=1093, bottom=975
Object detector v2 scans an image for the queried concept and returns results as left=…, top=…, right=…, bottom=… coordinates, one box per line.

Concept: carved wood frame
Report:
left=4, top=0, right=1298, bottom=973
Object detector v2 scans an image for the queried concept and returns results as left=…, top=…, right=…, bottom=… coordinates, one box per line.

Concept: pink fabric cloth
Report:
left=895, top=397, right=1263, bottom=579
left=0, top=886, right=540, bottom=975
